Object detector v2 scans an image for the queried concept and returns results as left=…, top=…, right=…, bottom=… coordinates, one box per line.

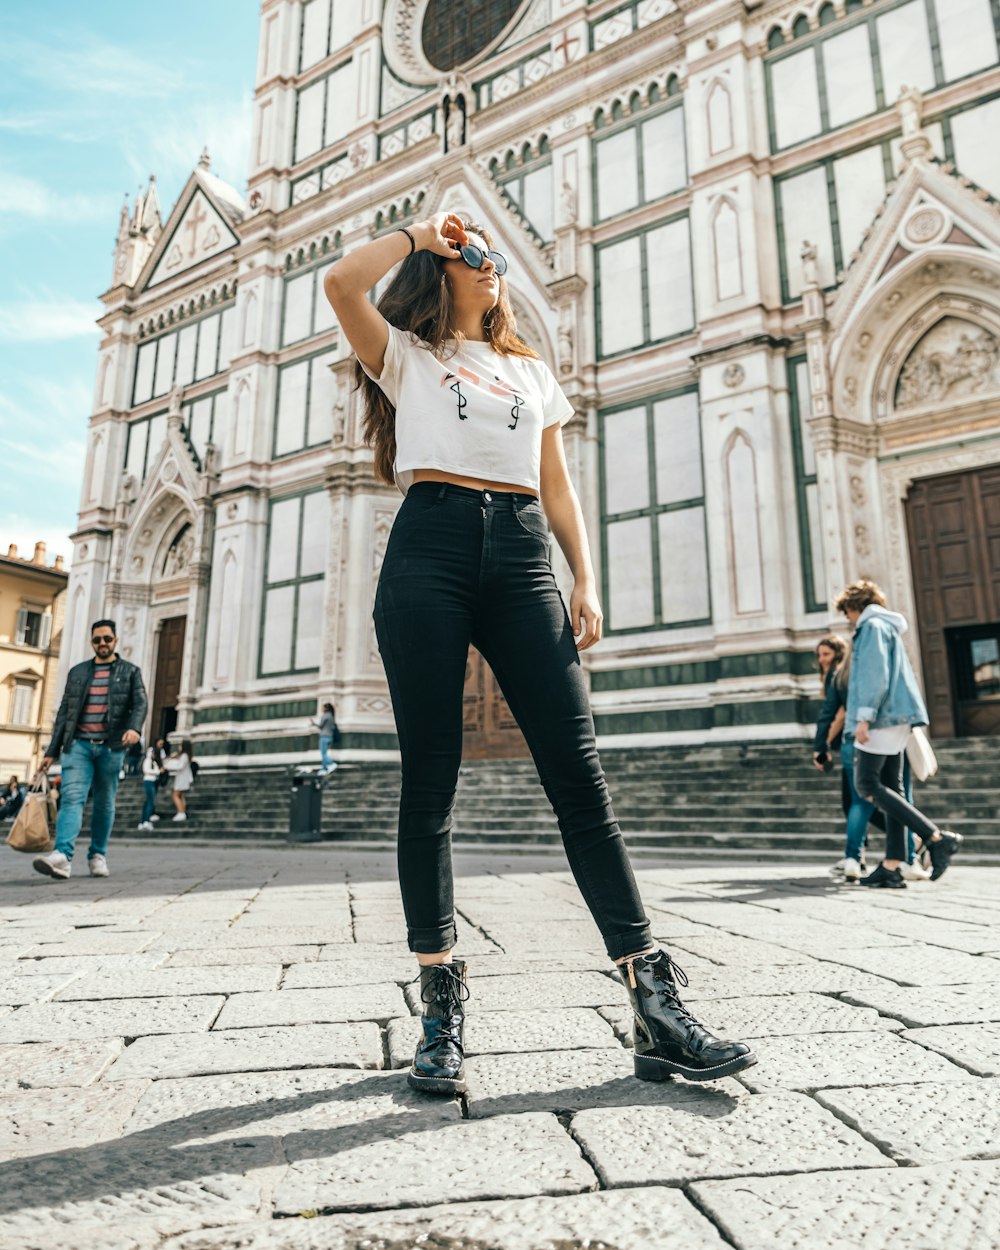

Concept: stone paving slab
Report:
left=818, top=945, right=1000, bottom=985
left=151, top=925, right=355, bottom=950
left=281, top=957, right=417, bottom=989
left=213, top=985, right=408, bottom=1029
left=163, top=1186, right=730, bottom=1250
left=691, top=1161, right=1000, bottom=1250
left=127, top=1067, right=458, bottom=1142
left=0, top=1135, right=277, bottom=1241
left=165, top=945, right=321, bottom=967
left=54, top=965, right=282, bottom=1001
left=736, top=1030, right=975, bottom=1092
left=316, top=934, right=500, bottom=959
left=0, top=995, right=225, bottom=1043
left=817, top=1079, right=1000, bottom=1164
left=11, top=952, right=170, bottom=975
left=464, top=1049, right=748, bottom=1118
left=105, top=1022, right=384, bottom=1080
left=0, top=1038, right=124, bottom=1090
left=598, top=992, right=887, bottom=1045
left=901, top=1022, right=1000, bottom=1076
left=274, top=1111, right=597, bottom=1215
left=668, top=933, right=817, bottom=965
left=842, top=983, right=1000, bottom=1027
left=23, top=933, right=156, bottom=957
left=0, top=1080, right=149, bottom=1159
left=0, top=973, right=79, bottom=1005
left=572, top=1090, right=891, bottom=1186
left=388, top=1007, right=617, bottom=1067
left=403, top=969, right=624, bottom=1014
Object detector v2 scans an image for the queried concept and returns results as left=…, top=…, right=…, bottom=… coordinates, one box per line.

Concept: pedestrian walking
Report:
left=136, top=746, right=160, bottom=832
left=312, top=702, right=340, bottom=773
left=0, top=776, right=24, bottom=821
left=324, top=210, right=757, bottom=1094
left=164, top=740, right=195, bottom=823
left=835, top=579, right=962, bottom=888
left=34, top=618, right=148, bottom=879
left=812, top=635, right=866, bottom=878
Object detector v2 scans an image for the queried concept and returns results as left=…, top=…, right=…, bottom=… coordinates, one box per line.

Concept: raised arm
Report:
left=322, top=212, right=468, bottom=377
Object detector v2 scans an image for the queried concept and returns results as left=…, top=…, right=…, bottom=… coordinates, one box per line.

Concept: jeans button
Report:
left=484, top=491, right=492, bottom=503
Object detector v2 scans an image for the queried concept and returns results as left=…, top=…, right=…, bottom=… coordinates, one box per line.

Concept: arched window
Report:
left=791, top=14, right=811, bottom=39
left=767, top=25, right=785, bottom=50
left=818, top=3, right=836, bottom=25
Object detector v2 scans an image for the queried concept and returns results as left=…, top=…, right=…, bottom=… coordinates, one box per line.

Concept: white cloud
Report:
left=0, top=169, right=114, bottom=223
left=0, top=296, right=101, bottom=343
left=124, top=92, right=253, bottom=195
left=0, top=34, right=189, bottom=101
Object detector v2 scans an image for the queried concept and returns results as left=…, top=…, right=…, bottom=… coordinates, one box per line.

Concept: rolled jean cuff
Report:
left=605, top=927, right=654, bottom=962
left=408, top=923, right=459, bottom=955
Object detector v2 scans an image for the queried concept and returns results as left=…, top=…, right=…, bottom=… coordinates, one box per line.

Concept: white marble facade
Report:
left=65, top=0, right=1000, bottom=761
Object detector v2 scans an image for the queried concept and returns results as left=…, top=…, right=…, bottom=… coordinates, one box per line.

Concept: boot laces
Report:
left=414, top=963, right=470, bottom=1010
left=649, top=955, right=700, bottom=1028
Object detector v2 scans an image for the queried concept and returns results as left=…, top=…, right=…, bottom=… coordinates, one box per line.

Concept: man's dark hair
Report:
left=91, top=619, right=117, bottom=636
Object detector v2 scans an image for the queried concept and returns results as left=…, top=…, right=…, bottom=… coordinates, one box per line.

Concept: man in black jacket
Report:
left=34, top=619, right=148, bottom=880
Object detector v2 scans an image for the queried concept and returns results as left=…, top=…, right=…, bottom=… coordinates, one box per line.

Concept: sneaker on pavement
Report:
left=137, top=820, right=153, bottom=831
left=899, top=859, right=932, bottom=881
left=149, top=814, right=160, bottom=821
left=859, top=862, right=906, bottom=889
left=33, top=850, right=71, bottom=880
left=88, top=854, right=109, bottom=878
left=172, top=812, right=187, bottom=822
left=843, top=857, right=863, bottom=881
left=927, top=831, right=962, bottom=881
left=829, top=859, right=846, bottom=876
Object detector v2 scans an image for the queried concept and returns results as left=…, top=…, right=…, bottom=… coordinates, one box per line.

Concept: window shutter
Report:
left=39, top=614, right=52, bottom=650
left=15, top=608, right=28, bottom=645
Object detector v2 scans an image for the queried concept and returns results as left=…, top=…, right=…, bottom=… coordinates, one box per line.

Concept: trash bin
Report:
left=288, top=769, right=323, bottom=842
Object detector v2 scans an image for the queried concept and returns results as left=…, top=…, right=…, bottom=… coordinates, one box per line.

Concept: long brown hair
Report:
left=354, top=219, right=539, bottom=486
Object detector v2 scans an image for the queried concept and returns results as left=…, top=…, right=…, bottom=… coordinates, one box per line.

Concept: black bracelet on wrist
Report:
left=397, top=227, right=416, bottom=255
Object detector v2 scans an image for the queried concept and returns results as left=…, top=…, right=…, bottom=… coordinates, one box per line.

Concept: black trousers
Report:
left=854, top=750, right=938, bottom=862
left=373, top=482, right=653, bottom=959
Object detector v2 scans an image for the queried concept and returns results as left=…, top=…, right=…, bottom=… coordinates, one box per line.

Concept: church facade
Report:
left=63, top=0, right=1000, bottom=764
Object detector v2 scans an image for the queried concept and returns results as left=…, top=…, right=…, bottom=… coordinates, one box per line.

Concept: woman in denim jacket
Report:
left=835, top=579, right=962, bottom=887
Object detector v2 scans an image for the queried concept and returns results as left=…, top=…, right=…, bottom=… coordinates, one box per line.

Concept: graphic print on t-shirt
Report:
left=440, top=362, right=526, bottom=430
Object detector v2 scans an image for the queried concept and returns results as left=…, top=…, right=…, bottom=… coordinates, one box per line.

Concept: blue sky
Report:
left=0, top=1, right=258, bottom=564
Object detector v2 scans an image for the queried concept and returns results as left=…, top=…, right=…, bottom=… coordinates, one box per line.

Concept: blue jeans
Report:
left=54, top=739, right=125, bottom=860
left=141, top=779, right=157, bottom=824
left=840, top=741, right=875, bottom=863
left=374, top=482, right=653, bottom=959
left=319, top=735, right=334, bottom=769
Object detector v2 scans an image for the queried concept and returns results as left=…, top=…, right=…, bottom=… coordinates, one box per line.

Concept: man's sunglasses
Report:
left=456, top=243, right=508, bottom=276
left=91, top=635, right=115, bottom=645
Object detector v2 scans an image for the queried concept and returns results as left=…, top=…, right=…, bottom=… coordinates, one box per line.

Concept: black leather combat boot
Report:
left=622, top=949, right=757, bottom=1082
left=408, top=960, right=469, bottom=1094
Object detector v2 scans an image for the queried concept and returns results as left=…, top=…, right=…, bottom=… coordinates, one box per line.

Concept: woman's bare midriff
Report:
left=411, top=469, right=538, bottom=497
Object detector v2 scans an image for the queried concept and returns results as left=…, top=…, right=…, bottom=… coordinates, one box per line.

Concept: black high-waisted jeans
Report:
left=373, top=482, right=653, bottom=959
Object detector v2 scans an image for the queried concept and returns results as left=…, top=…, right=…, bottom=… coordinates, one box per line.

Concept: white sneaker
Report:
left=829, top=859, right=846, bottom=876
left=172, top=812, right=187, bottom=822
left=149, top=814, right=160, bottom=822
left=33, top=850, right=71, bottom=880
left=137, top=821, right=153, bottom=832
left=899, top=859, right=932, bottom=881
left=89, top=854, right=109, bottom=878
left=843, top=857, right=863, bottom=881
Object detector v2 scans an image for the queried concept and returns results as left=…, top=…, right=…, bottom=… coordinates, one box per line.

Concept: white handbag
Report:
left=906, top=726, right=938, bottom=782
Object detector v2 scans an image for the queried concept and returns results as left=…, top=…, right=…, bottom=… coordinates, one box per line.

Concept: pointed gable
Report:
left=147, top=189, right=239, bottom=288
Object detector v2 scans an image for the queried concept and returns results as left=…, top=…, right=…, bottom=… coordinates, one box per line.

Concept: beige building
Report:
left=63, top=0, right=1000, bottom=765
left=0, top=543, right=67, bottom=780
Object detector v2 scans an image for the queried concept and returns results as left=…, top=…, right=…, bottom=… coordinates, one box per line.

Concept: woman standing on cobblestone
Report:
left=324, top=210, right=756, bottom=1094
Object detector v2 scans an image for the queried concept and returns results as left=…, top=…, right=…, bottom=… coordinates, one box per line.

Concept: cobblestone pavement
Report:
left=2, top=843, right=999, bottom=1250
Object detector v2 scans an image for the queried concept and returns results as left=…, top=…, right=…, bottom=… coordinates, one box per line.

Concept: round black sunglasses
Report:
left=457, top=243, right=508, bottom=276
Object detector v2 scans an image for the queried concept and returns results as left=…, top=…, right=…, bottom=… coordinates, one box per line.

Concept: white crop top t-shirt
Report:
left=358, top=324, right=575, bottom=495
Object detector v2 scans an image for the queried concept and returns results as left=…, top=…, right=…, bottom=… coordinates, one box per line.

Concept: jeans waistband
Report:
left=407, top=481, right=536, bottom=509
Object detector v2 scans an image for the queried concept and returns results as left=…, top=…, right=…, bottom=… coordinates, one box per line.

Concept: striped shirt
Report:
left=77, top=661, right=112, bottom=739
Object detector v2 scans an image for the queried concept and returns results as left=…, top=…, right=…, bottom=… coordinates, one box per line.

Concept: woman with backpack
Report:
left=312, top=702, right=340, bottom=773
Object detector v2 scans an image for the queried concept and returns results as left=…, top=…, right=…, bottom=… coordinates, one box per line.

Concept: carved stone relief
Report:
left=895, top=317, right=1000, bottom=410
